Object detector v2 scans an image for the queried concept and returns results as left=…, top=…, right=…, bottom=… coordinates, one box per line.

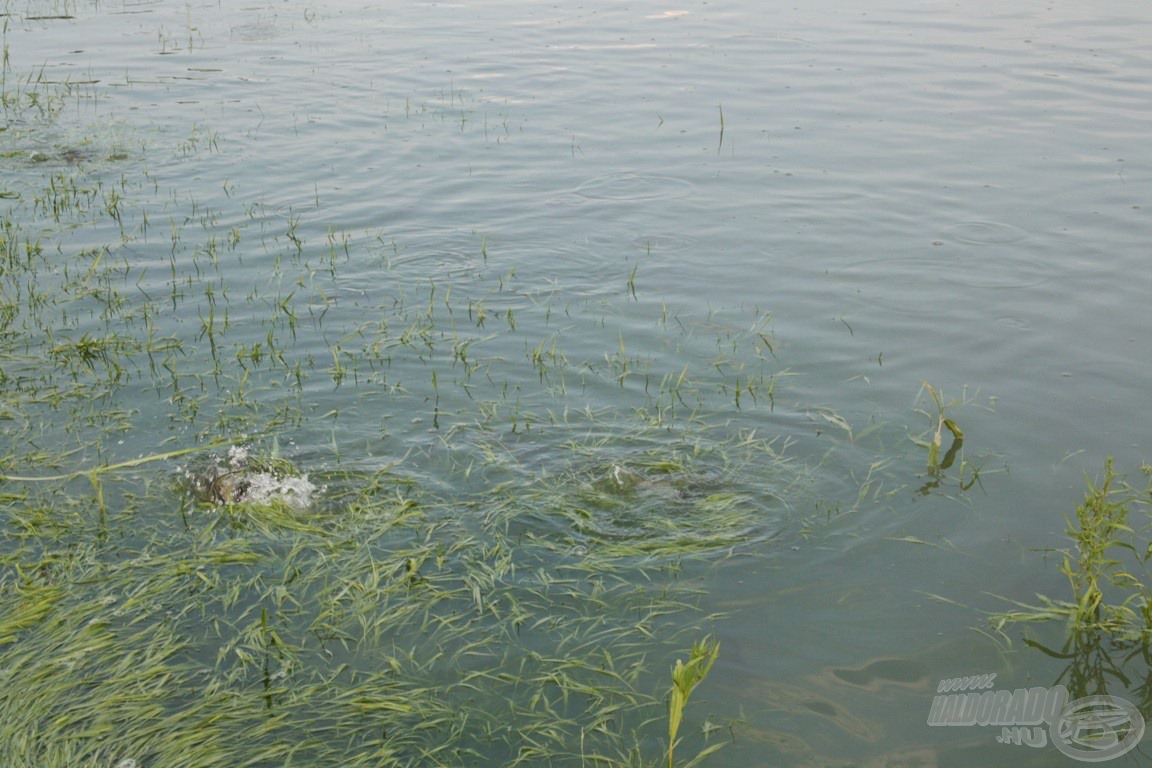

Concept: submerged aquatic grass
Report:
left=521, top=429, right=800, bottom=559
left=0, top=448, right=741, bottom=766
left=991, top=458, right=1152, bottom=642
left=667, top=636, right=722, bottom=768
left=0, top=12, right=831, bottom=765
left=981, top=459, right=1152, bottom=712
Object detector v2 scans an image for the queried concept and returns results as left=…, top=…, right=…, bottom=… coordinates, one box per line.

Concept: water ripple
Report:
left=574, top=172, right=695, bottom=202
left=940, top=220, right=1029, bottom=245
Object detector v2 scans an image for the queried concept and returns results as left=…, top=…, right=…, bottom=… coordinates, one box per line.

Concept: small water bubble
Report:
left=116, top=760, right=139, bottom=768
left=572, top=544, right=589, bottom=557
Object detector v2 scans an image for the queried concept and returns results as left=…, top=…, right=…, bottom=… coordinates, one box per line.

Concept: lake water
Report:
left=2, top=0, right=1151, bottom=765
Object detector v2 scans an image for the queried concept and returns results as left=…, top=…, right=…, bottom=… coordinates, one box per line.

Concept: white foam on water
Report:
left=239, top=471, right=319, bottom=510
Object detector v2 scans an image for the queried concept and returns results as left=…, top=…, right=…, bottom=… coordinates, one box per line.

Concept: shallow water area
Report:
left=1, top=1, right=1151, bottom=766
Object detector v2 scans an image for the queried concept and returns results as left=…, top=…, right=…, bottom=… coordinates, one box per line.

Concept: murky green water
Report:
left=2, top=1, right=1150, bottom=765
